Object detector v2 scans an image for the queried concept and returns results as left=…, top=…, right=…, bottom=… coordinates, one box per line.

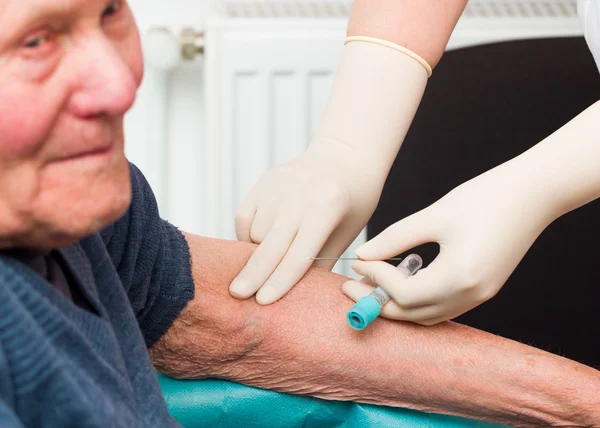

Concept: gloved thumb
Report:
left=355, top=210, right=434, bottom=260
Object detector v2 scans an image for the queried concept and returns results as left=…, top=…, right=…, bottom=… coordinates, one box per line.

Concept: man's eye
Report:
left=24, top=35, right=48, bottom=49
left=102, top=0, right=123, bottom=18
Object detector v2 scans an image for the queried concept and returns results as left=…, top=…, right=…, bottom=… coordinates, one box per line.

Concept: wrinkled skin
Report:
left=0, top=0, right=143, bottom=249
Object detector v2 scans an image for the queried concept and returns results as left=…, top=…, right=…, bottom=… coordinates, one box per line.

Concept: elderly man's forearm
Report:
left=150, top=235, right=600, bottom=427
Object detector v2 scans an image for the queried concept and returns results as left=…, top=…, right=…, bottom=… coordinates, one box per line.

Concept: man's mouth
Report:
left=54, top=144, right=115, bottom=163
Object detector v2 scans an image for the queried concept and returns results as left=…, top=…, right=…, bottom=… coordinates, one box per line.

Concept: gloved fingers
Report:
left=415, top=317, right=451, bottom=326
left=341, top=278, right=377, bottom=300
left=342, top=280, right=438, bottom=321
left=409, top=299, right=475, bottom=325
left=248, top=207, right=277, bottom=244
left=411, top=293, right=495, bottom=326
left=379, top=301, right=441, bottom=322
left=351, top=257, right=454, bottom=308
left=235, top=193, right=258, bottom=243
left=355, top=210, right=435, bottom=260
left=254, top=241, right=315, bottom=305
left=311, top=223, right=363, bottom=270
left=411, top=306, right=469, bottom=326
left=229, top=219, right=298, bottom=299
left=255, top=212, right=343, bottom=304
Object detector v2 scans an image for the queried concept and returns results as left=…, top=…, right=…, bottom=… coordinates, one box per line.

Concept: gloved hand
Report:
left=230, top=37, right=431, bottom=304
left=232, top=145, right=383, bottom=303
left=343, top=157, right=559, bottom=325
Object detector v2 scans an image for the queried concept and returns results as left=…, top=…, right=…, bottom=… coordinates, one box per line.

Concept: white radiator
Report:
left=132, top=0, right=582, bottom=277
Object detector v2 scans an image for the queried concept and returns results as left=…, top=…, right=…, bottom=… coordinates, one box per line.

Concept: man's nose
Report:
left=68, top=35, right=138, bottom=118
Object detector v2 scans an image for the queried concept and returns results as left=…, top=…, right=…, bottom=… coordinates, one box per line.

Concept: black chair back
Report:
left=369, top=37, right=600, bottom=367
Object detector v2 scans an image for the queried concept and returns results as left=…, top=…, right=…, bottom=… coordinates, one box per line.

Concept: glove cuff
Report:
left=309, top=35, right=428, bottom=175
left=344, top=36, right=432, bottom=77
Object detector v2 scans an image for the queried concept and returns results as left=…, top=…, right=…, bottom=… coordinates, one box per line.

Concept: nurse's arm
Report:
left=347, top=0, right=468, bottom=67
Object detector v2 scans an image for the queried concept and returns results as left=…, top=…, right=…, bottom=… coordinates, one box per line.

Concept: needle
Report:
left=307, top=257, right=404, bottom=261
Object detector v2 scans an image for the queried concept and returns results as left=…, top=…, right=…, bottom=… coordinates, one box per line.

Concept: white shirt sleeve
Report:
left=578, top=0, right=600, bottom=73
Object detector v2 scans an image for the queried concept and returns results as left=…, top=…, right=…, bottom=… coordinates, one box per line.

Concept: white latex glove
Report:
left=344, top=96, right=600, bottom=324
left=233, top=145, right=382, bottom=296
left=230, top=38, right=431, bottom=304
left=343, top=157, right=558, bottom=325
left=342, top=95, right=600, bottom=326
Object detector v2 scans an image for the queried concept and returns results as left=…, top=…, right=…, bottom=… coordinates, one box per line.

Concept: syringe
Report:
left=346, top=254, right=422, bottom=330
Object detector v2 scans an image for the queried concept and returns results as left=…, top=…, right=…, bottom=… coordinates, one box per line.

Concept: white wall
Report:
left=125, top=0, right=211, bottom=233
left=129, top=0, right=211, bottom=34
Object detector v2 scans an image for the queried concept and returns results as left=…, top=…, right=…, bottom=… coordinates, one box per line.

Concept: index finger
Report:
left=351, top=258, right=453, bottom=308
left=229, top=220, right=297, bottom=299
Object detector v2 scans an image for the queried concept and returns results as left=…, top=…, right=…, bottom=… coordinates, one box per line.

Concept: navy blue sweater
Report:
left=0, top=163, right=195, bottom=427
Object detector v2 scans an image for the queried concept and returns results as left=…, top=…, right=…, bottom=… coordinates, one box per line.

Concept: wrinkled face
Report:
left=0, top=0, right=144, bottom=249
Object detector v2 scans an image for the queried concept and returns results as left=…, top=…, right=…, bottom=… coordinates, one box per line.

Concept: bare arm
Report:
left=150, top=235, right=600, bottom=427
left=348, top=0, right=468, bottom=67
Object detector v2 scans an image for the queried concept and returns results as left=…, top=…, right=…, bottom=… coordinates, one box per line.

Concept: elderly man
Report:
left=0, top=1, right=599, bottom=427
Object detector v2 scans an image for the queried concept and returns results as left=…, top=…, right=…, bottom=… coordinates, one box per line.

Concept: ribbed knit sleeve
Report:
left=100, top=163, right=195, bottom=347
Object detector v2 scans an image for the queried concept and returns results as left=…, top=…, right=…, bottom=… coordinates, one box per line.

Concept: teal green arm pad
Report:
left=158, top=374, right=508, bottom=428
